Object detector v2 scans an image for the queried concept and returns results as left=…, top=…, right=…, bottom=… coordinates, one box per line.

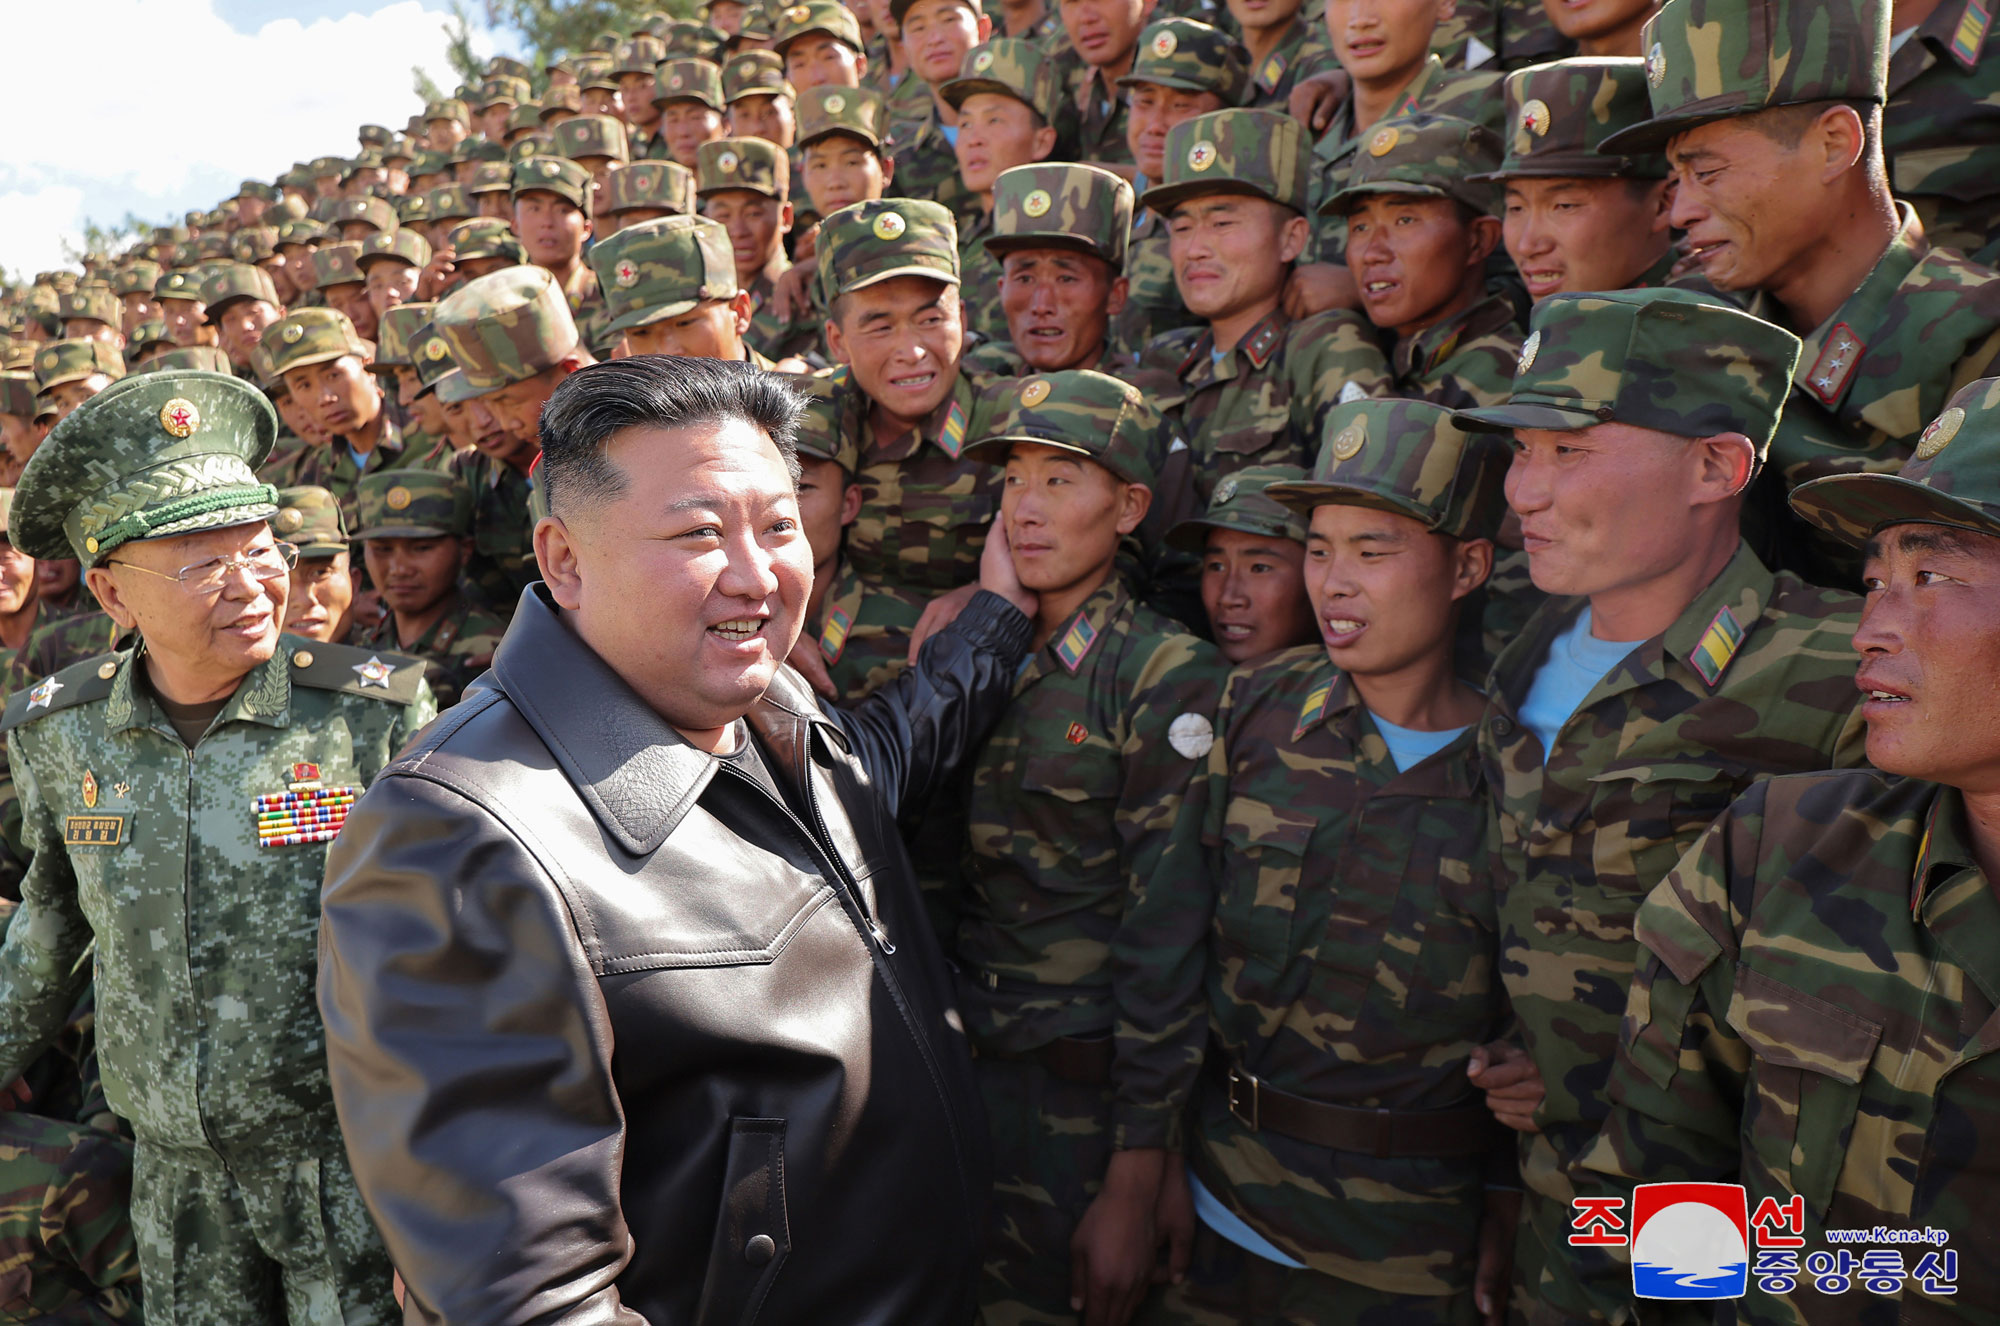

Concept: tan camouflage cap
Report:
left=508, top=103, right=545, bottom=136
left=408, top=322, right=460, bottom=396
left=1269, top=399, right=1509, bottom=540
left=591, top=215, right=741, bottom=331
left=14, top=369, right=280, bottom=565
left=433, top=266, right=581, bottom=403
left=467, top=161, right=516, bottom=196
left=1479, top=57, right=1668, bottom=181
left=779, top=371, right=862, bottom=472
left=201, top=263, right=280, bottom=313
left=232, top=226, right=281, bottom=264
left=156, top=268, right=203, bottom=302
left=1324, top=113, right=1503, bottom=216
left=1118, top=19, right=1252, bottom=103
left=655, top=59, right=727, bottom=110
left=271, top=486, right=350, bottom=558
left=1166, top=463, right=1310, bottom=552
left=34, top=339, right=126, bottom=393
left=59, top=287, right=120, bottom=327
left=723, top=50, right=792, bottom=102
left=817, top=199, right=959, bottom=301
left=113, top=261, right=163, bottom=297
left=602, top=161, right=699, bottom=215
left=555, top=113, right=631, bottom=163
left=427, top=185, right=475, bottom=224
left=941, top=39, right=1057, bottom=119
left=396, top=193, right=434, bottom=228
left=986, top=163, right=1133, bottom=266
left=664, top=19, right=728, bottom=61
left=135, top=345, right=233, bottom=376
left=355, top=469, right=473, bottom=539
left=1600, top=0, right=1891, bottom=155
left=373, top=302, right=436, bottom=371
left=773, top=0, right=863, bottom=52
left=1792, top=378, right=2000, bottom=548
left=333, top=196, right=399, bottom=236
left=276, top=219, right=328, bottom=248
left=445, top=218, right=527, bottom=262
left=313, top=242, right=365, bottom=291
left=541, top=85, right=584, bottom=119
left=512, top=156, right=594, bottom=211
left=129, top=322, right=174, bottom=358
left=1142, top=108, right=1308, bottom=216
left=796, top=86, right=888, bottom=150
left=0, top=375, right=34, bottom=419
left=613, top=36, right=669, bottom=76
left=1454, top=287, right=1802, bottom=456
left=309, top=156, right=346, bottom=181
left=358, top=229, right=432, bottom=271
left=263, top=308, right=370, bottom=377
left=697, top=137, right=790, bottom=198
left=964, top=370, right=1160, bottom=488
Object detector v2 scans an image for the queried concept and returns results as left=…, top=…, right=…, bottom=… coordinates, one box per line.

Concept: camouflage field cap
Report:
left=358, top=124, right=393, bottom=149
left=14, top=369, right=280, bottom=565
left=697, top=137, right=789, bottom=198
left=773, top=0, right=863, bottom=52
left=59, top=287, right=119, bottom=328
left=474, top=74, right=532, bottom=112
left=778, top=371, right=861, bottom=471
left=358, top=229, right=432, bottom=271
left=512, top=156, right=594, bottom=211
left=355, top=469, right=473, bottom=539
left=602, top=161, right=699, bottom=215
left=555, top=113, right=631, bottom=163
left=129, top=322, right=174, bottom=358
left=34, top=339, right=126, bottom=393
left=1792, top=378, right=2000, bottom=548
left=373, top=302, right=436, bottom=370
left=271, top=486, right=349, bottom=559
left=408, top=150, right=452, bottom=180
left=309, top=156, right=346, bottom=182
left=1599, top=0, right=1891, bottom=155
left=578, top=56, right=621, bottom=91
left=232, top=226, right=281, bottom=264
left=200, top=263, right=280, bottom=313
left=890, top=0, right=981, bottom=23
left=193, top=234, right=233, bottom=262
left=541, top=85, right=584, bottom=119
left=655, top=59, right=727, bottom=110
left=508, top=103, right=546, bottom=136
left=1142, top=108, right=1308, bottom=215
left=344, top=149, right=388, bottom=178
left=963, top=369, right=1160, bottom=488
left=156, top=269, right=203, bottom=303
left=664, top=19, right=728, bottom=61
left=817, top=199, right=959, bottom=300
left=487, top=54, right=534, bottom=80
left=453, top=138, right=509, bottom=168
left=1118, top=18, right=1252, bottom=103
left=467, top=161, right=516, bottom=196
left=313, top=243, right=365, bottom=291
left=797, top=86, right=888, bottom=150
left=590, top=215, right=740, bottom=330
left=986, top=163, right=1133, bottom=265
left=723, top=50, right=792, bottom=102
left=140, top=345, right=233, bottom=375
left=427, top=185, right=476, bottom=226
left=514, top=133, right=562, bottom=165
left=113, top=261, right=163, bottom=297
left=1478, top=57, right=1668, bottom=180
left=0, top=374, right=34, bottom=420
left=736, top=5, right=776, bottom=40
left=941, top=39, right=1057, bottom=118
left=1454, top=287, right=1801, bottom=456
left=407, top=322, right=460, bottom=396
left=445, top=218, right=527, bottom=262
left=396, top=193, right=434, bottom=228
left=1165, top=463, right=1310, bottom=552
left=334, top=196, right=399, bottom=236
left=263, top=308, right=370, bottom=377
left=1268, top=399, right=1510, bottom=540
left=613, top=35, right=668, bottom=76
left=433, top=266, right=581, bottom=404
left=1324, top=113, right=1503, bottom=216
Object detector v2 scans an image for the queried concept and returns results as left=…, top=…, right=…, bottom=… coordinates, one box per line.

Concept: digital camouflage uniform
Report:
left=695, top=137, right=817, bottom=361
left=1132, top=111, right=1392, bottom=503
left=955, top=371, right=1223, bottom=1323
left=510, top=156, right=613, bottom=358
left=1885, top=0, right=2000, bottom=262
left=0, top=370, right=434, bottom=1326
left=1451, top=290, right=1870, bottom=1322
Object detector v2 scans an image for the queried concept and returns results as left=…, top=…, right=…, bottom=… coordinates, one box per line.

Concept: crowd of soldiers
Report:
left=1, top=0, right=1999, bottom=1317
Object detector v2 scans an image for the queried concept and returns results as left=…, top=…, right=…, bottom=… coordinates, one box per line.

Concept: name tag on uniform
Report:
left=64, top=815, right=125, bottom=846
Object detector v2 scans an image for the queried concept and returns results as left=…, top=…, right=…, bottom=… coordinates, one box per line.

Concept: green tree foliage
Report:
left=477, top=0, right=697, bottom=73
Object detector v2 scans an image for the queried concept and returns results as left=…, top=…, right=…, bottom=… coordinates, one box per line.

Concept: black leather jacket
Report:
left=318, top=585, right=1032, bottom=1324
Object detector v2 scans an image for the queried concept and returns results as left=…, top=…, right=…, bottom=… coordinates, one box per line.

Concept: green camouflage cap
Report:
left=192, top=234, right=232, bottom=262
left=817, top=199, right=959, bottom=301
left=773, top=0, right=862, bottom=52
left=941, top=39, right=1057, bottom=119
left=508, top=103, right=545, bottom=135
left=333, top=196, right=399, bottom=235
left=1, top=374, right=34, bottom=419
left=433, top=266, right=582, bottom=403
left=309, top=156, right=346, bottom=180
left=664, top=19, right=728, bottom=61
left=453, top=139, right=509, bottom=169
left=262, top=307, right=369, bottom=377
left=579, top=56, right=622, bottom=91
left=1268, top=399, right=1510, bottom=540
left=129, top=321, right=174, bottom=358
left=344, top=149, right=388, bottom=178
left=509, top=132, right=557, bottom=165
left=1454, top=287, right=1802, bottom=456
left=1142, top=108, right=1308, bottom=216
left=34, top=339, right=126, bottom=393
left=271, top=486, right=350, bottom=558
left=655, top=59, right=726, bottom=110
left=986, top=162, right=1132, bottom=265
left=738, top=5, right=776, bottom=40
left=590, top=215, right=740, bottom=331
left=407, top=322, right=460, bottom=396
left=313, top=242, right=365, bottom=290
left=427, top=185, right=475, bottom=225
left=276, top=218, right=328, bottom=247
left=14, top=369, right=280, bottom=565
left=277, top=166, right=314, bottom=190
left=1166, top=463, right=1310, bottom=552
left=355, top=469, right=473, bottom=539
left=358, top=124, right=393, bottom=148
left=445, top=217, right=526, bottom=262
left=384, top=135, right=417, bottom=165
left=613, top=36, right=668, bottom=76
left=170, top=242, right=201, bottom=268
left=511, top=155, right=593, bottom=211
left=468, top=160, right=516, bottom=196
left=796, top=86, right=887, bottom=150
left=555, top=113, right=631, bottom=162
left=1792, top=378, right=2000, bottom=548
left=1324, top=113, right=1503, bottom=216
left=697, top=137, right=789, bottom=198
left=602, top=161, right=698, bottom=215
left=409, top=150, right=452, bottom=179
left=778, top=371, right=861, bottom=471
left=889, top=0, right=980, bottom=23
left=541, top=85, right=583, bottom=119
left=1599, top=0, right=1891, bottom=155
left=473, top=74, right=532, bottom=111
left=238, top=178, right=281, bottom=201
left=155, top=268, right=202, bottom=302
left=138, top=345, right=233, bottom=376
left=723, top=50, right=792, bottom=102
left=373, top=302, right=436, bottom=370
left=232, top=226, right=281, bottom=264
left=58, top=287, right=119, bottom=327
left=1118, top=19, right=1252, bottom=103
left=396, top=192, right=434, bottom=227
left=113, top=261, right=163, bottom=296
left=1479, top=57, right=1668, bottom=181
left=964, top=370, right=1160, bottom=488
left=426, top=97, right=470, bottom=125
left=200, top=263, right=280, bottom=313
left=487, top=55, right=534, bottom=81
left=359, top=229, right=432, bottom=271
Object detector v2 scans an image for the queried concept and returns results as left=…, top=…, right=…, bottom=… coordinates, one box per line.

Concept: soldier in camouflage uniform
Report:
left=779, top=372, right=873, bottom=698
left=200, top=265, right=285, bottom=379
left=590, top=214, right=793, bottom=369
left=310, top=242, right=377, bottom=343
left=552, top=114, right=631, bottom=204
left=696, top=138, right=818, bottom=360
left=270, top=488, right=356, bottom=645
left=111, top=265, right=160, bottom=340
left=31, top=341, right=125, bottom=438
left=56, top=289, right=119, bottom=347
left=153, top=271, right=213, bottom=350
left=596, top=159, right=698, bottom=238
left=654, top=58, right=732, bottom=169
left=1228, top=0, right=1335, bottom=111
left=1056, top=0, right=1152, bottom=172
left=722, top=49, right=798, bottom=148
left=1449, top=289, right=1871, bottom=1322
left=1323, top=113, right=1523, bottom=408
left=509, top=156, right=611, bottom=357
left=955, top=369, right=1223, bottom=1325
left=881, top=0, right=988, bottom=236
left=775, top=86, right=898, bottom=358
left=355, top=229, right=428, bottom=329
left=0, top=1103, right=141, bottom=1323
left=773, top=0, right=871, bottom=95
left=0, top=369, right=434, bottom=1325
left=348, top=472, right=504, bottom=711
left=1885, top=0, right=2000, bottom=262
left=1146, top=399, right=1516, bottom=1325
left=370, top=302, right=445, bottom=459
left=1162, top=463, right=1314, bottom=666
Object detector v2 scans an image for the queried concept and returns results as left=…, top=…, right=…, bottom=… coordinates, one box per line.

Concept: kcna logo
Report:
left=1571, top=1182, right=1750, bottom=1300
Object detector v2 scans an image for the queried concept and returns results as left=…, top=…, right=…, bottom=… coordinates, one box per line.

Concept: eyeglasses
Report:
left=106, top=542, right=299, bottom=595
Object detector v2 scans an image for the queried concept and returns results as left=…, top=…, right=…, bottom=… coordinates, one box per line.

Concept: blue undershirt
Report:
left=1188, top=1173, right=1308, bottom=1269
left=1371, top=714, right=1469, bottom=773
left=1517, top=607, right=1643, bottom=760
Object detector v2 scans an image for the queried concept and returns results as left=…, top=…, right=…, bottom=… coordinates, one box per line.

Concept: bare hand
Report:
left=1070, top=1148, right=1166, bottom=1326
left=1152, top=1151, right=1194, bottom=1287
left=417, top=248, right=457, bottom=302
left=1467, top=1040, right=1544, bottom=1134
left=1474, top=1189, right=1521, bottom=1325
left=771, top=261, right=818, bottom=324
left=1283, top=263, right=1361, bottom=319
left=1287, top=68, right=1350, bottom=135
left=788, top=632, right=839, bottom=700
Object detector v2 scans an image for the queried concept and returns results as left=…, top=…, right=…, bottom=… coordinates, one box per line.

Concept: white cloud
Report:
left=0, top=0, right=499, bottom=275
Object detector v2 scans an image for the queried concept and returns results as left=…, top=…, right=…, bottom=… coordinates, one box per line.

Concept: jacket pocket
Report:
left=1570, top=761, right=1748, bottom=947
left=1726, top=966, right=1881, bottom=1219
left=1214, top=811, right=1315, bottom=971
left=693, top=1117, right=792, bottom=1326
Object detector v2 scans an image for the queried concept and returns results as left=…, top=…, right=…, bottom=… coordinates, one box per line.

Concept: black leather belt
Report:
left=1205, top=1055, right=1496, bottom=1159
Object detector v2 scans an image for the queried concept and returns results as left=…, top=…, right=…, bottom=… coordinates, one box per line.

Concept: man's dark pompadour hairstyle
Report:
left=536, top=355, right=806, bottom=516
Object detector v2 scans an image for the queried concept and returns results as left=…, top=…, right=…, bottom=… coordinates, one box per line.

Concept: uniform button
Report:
left=293, top=650, right=315, bottom=668
left=744, top=1234, right=776, bottom=1265
left=97, top=661, right=117, bottom=680
left=1491, top=717, right=1513, bottom=737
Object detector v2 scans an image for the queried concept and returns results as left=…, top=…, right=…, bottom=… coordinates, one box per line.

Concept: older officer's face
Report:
left=90, top=523, right=291, bottom=697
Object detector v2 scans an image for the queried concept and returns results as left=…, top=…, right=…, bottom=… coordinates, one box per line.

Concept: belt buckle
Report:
left=1226, top=1065, right=1260, bottom=1131
left=1372, top=1107, right=1393, bottom=1159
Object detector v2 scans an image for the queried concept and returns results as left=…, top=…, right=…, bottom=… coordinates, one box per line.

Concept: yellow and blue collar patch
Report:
left=1687, top=606, right=1745, bottom=687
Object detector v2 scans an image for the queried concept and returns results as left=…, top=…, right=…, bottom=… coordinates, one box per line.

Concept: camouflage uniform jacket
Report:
left=561, top=263, right=617, bottom=359
left=884, top=69, right=936, bottom=148
left=288, top=413, right=454, bottom=535
left=0, top=1110, right=140, bottom=1325
left=0, top=639, right=434, bottom=1163
left=1109, top=209, right=1197, bottom=363
left=811, top=556, right=914, bottom=703
left=350, top=591, right=505, bottom=712
left=1242, top=18, right=1337, bottom=113
left=1390, top=291, right=1524, bottom=409
left=745, top=263, right=820, bottom=363
left=1072, top=66, right=1135, bottom=169
left=1887, top=0, right=2000, bottom=260
left=888, top=110, right=984, bottom=234
left=1173, top=647, right=1509, bottom=1296
left=1480, top=543, right=1866, bottom=1315
left=957, top=209, right=1008, bottom=348
left=10, top=616, right=126, bottom=696
left=954, top=575, right=1223, bottom=1150
left=1578, top=771, right=2000, bottom=1324
left=1433, top=0, right=1565, bottom=73
left=449, top=446, right=538, bottom=619
left=1132, top=306, right=1392, bottom=503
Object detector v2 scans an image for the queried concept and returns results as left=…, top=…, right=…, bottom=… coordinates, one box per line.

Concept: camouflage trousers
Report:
left=130, top=1134, right=395, bottom=1326
left=0, top=1111, right=141, bottom=1324
left=1138, top=1225, right=1477, bottom=1326
left=974, top=1055, right=1115, bottom=1326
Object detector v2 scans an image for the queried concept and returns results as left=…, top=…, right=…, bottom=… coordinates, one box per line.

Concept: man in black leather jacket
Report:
left=317, top=355, right=1037, bottom=1324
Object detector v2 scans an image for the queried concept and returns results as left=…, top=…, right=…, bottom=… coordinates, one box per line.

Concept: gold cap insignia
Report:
left=543, top=159, right=561, bottom=177
left=718, top=150, right=739, bottom=172
left=972, top=49, right=994, bottom=71
left=1520, top=98, right=1551, bottom=137
left=1020, top=378, right=1051, bottom=407
left=786, top=4, right=810, bottom=19
left=1213, top=475, right=1238, bottom=504
left=84, top=538, right=99, bottom=554
left=1517, top=329, right=1542, bottom=374
left=1150, top=29, right=1176, bottom=58
left=276, top=507, right=304, bottom=532
left=1331, top=417, right=1366, bottom=461
left=1187, top=140, right=1217, bottom=172
left=385, top=485, right=413, bottom=510
left=423, top=337, right=448, bottom=361
left=872, top=210, right=906, bottom=240
left=1368, top=125, right=1399, bottom=157
left=1022, top=188, right=1052, bottom=218
left=1916, top=406, right=1964, bottom=460
left=1646, top=42, right=1665, bottom=88
left=615, top=259, right=640, bottom=288
left=824, top=93, right=846, bottom=113
left=159, top=397, right=200, bottom=438
left=282, top=322, right=304, bottom=344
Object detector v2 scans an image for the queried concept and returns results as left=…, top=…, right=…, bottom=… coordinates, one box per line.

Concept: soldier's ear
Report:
left=1811, top=103, right=1868, bottom=181
left=87, top=565, right=140, bottom=633
left=1465, top=214, right=1502, bottom=266
left=1449, top=536, right=1493, bottom=602
left=840, top=480, right=863, bottom=526
left=1276, top=211, right=1310, bottom=265
left=878, top=152, right=895, bottom=188
left=1692, top=432, right=1757, bottom=503
left=1115, top=481, right=1153, bottom=536
left=1029, top=125, right=1057, bottom=162
left=1105, top=275, right=1129, bottom=318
